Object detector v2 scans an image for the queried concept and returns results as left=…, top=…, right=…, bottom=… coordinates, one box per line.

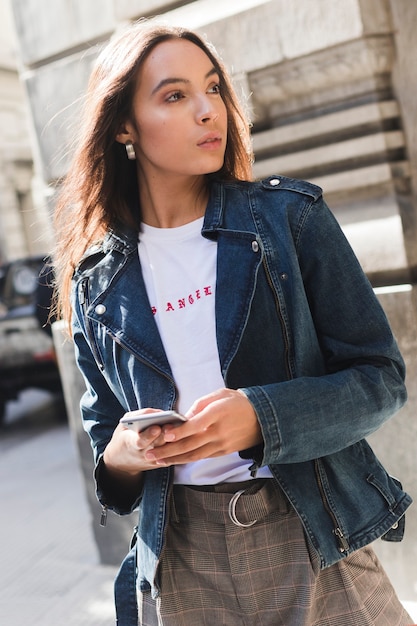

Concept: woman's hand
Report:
left=144, top=388, right=263, bottom=466
left=103, top=409, right=168, bottom=482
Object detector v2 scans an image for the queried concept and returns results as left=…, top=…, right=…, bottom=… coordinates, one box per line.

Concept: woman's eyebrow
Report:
left=151, top=66, right=219, bottom=95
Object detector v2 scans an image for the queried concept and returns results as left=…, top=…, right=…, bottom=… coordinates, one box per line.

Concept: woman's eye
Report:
left=166, top=91, right=184, bottom=103
left=208, top=83, right=221, bottom=94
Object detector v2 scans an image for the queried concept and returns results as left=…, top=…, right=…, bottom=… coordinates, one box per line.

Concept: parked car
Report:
left=0, top=256, right=63, bottom=424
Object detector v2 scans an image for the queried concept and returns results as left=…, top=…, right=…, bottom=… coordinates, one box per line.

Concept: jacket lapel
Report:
left=90, top=251, right=172, bottom=378
left=214, top=230, right=262, bottom=376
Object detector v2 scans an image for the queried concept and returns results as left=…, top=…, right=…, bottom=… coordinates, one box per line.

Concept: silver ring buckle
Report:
left=228, top=489, right=257, bottom=528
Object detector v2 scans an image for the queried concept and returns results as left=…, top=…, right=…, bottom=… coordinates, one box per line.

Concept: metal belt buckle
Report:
left=228, top=489, right=257, bottom=528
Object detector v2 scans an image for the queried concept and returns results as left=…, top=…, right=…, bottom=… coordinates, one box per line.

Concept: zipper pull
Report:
left=100, top=505, right=108, bottom=527
left=79, top=279, right=87, bottom=305
left=249, top=462, right=259, bottom=478
left=334, top=527, right=349, bottom=553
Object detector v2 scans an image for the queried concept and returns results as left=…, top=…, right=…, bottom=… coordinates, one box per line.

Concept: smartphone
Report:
left=120, top=409, right=187, bottom=432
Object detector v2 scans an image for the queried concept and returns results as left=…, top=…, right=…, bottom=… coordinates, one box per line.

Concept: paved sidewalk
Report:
left=0, top=417, right=118, bottom=625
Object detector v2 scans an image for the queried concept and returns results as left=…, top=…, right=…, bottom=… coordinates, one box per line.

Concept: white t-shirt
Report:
left=139, top=217, right=272, bottom=484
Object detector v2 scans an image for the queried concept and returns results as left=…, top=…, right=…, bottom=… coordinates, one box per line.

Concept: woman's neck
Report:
left=138, top=174, right=209, bottom=228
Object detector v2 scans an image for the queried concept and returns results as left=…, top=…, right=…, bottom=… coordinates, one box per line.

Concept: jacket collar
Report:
left=86, top=180, right=262, bottom=378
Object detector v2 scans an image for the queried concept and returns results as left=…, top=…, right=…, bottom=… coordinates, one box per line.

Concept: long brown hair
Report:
left=53, top=20, right=253, bottom=324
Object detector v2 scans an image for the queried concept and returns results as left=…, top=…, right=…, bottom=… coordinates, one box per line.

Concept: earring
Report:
left=125, top=141, right=136, bottom=160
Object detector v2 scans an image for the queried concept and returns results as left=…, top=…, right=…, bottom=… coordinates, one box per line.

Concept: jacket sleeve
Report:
left=72, top=310, right=142, bottom=515
left=242, top=195, right=407, bottom=465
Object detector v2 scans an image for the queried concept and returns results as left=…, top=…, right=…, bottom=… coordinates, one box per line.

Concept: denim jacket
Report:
left=72, top=176, right=412, bottom=625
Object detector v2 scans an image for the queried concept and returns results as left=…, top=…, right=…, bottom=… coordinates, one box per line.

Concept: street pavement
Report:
left=1, top=390, right=416, bottom=625
left=0, top=391, right=117, bottom=625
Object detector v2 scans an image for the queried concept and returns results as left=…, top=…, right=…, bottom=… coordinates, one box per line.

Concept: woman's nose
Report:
left=196, top=95, right=219, bottom=123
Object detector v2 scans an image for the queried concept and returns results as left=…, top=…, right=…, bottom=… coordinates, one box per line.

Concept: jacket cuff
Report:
left=95, top=455, right=142, bottom=515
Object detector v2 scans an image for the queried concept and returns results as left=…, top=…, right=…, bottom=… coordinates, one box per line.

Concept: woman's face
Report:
left=119, top=38, right=228, bottom=182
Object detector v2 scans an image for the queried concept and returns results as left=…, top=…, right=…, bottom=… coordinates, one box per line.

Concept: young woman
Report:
left=54, top=20, right=413, bottom=626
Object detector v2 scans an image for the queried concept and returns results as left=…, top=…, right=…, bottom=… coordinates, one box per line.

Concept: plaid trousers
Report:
left=138, top=479, right=412, bottom=626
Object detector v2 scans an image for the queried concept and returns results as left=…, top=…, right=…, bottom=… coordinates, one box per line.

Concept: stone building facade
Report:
left=0, top=0, right=37, bottom=262
left=9, top=0, right=417, bottom=608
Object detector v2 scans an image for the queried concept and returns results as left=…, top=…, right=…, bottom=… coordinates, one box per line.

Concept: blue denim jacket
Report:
left=72, top=176, right=412, bottom=625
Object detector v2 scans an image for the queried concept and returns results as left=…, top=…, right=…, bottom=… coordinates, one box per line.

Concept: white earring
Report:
left=125, top=141, right=136, bottom=160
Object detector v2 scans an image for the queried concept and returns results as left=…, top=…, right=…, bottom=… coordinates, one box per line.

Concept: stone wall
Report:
left=10, top=0, right=417, bottom=282
left=0, top=0, right=39, bottom=261
left=10, top=0, right=417, bottom=607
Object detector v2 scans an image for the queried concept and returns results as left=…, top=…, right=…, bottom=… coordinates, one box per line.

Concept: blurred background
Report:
left=0, top=0, right=416, bottom=624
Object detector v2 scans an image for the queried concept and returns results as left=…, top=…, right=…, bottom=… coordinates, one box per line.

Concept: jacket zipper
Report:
left=153, top=477, right=174, bottom=596
left=314, top=459, right=350, bottom=553
left=262, top=259, right=292, bottom=380
left=262, top=261, right=349, bottom=553
left=245, top=259, right=293, bottom=479
left=79, top=278, right=104, bottom=370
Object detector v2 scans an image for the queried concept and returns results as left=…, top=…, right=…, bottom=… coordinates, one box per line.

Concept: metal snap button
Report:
left=252, top=240, right=259, bottom=252
left=95, top=304, right=106, bottom=315
left=269, top=178, right=280, bottom=186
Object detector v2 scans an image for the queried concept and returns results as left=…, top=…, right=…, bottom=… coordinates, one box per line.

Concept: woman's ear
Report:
left=115, top=121, right=135, bottom=145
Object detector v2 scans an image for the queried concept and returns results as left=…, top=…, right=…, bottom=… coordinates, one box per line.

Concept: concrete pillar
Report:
left=387, top=0, right=417, bottom=279
left=370, top=287, right=417, bottom=605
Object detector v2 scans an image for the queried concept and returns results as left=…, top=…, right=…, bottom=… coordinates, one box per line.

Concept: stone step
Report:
left=251, top=99, right=408, bottom=194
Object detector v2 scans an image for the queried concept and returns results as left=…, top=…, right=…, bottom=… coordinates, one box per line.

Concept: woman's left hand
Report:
left=144, top=388, right=263, bottom=466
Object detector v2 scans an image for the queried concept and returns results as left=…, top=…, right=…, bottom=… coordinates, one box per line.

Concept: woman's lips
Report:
left=197, top=133, right=222, bottom=149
